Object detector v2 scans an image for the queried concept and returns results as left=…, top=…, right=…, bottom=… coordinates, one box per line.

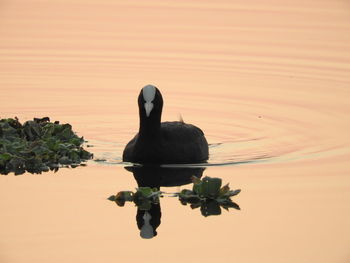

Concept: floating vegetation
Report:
left=109, top=176, right=240, bottom=217
left=178, top=176, right=241, bottom=216
left=94, top=158, right=107, bottom=162
left=0, top=117, right=93, bottom=175
left=109, top=187, right=162, bottom=211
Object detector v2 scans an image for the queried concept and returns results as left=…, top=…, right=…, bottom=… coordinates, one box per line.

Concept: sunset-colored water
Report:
left=1, top=0, right=350, bottom=262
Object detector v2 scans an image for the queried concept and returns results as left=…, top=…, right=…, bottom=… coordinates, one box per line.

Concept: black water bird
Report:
left=128, top=166, right=205, bottom=238
left=122, top=85, right=209, bottom=164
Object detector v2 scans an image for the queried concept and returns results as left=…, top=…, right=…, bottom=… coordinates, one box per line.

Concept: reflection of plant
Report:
left=178, top=176, right=241, bottom=217
left=0, top=117, right=93, bottom=175
left=109, top=187, right=162, bottom=211
left=109, top=176, right=241, bottom=217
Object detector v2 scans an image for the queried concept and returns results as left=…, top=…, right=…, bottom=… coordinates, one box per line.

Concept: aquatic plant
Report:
left=0, top=117, right=93, bottom=175
left=109, top=187, right=162, bottom=211
left=109, top=176, right=241, bottom=216
left=178, top=176, right=241, bottom=216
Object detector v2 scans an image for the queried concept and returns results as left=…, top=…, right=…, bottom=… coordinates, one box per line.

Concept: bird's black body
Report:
left=122, top=85, right=209, bottom=164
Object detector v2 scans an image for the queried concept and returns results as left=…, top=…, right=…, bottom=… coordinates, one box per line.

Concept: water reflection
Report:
left=129, top=165, right=204, bottom=239
left=126, top=165, right=205, bottom=187
left=109, top=165, right=240, bottom=239
left=179, top=193, right=240, bottom=217
left=136, top=203, right=161, bottom=239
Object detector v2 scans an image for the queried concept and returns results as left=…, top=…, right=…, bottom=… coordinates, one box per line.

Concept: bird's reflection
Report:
left=109, top=165, right=241, bottom=239
left=136, top=203, right=161, bottom=239
left=125, top=165, right=205, bottom=187
left=125, top=165, right=205, bottom=239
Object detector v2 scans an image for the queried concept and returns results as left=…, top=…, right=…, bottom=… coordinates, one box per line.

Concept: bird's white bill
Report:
left=142, top=85, right=156, bottom=102
left=144, top=102, right=154, bottom=117
left=140, top=211, right=154, bottom=239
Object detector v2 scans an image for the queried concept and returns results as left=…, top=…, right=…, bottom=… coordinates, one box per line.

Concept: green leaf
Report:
left=200, top=200, right=222, bottom=217
left=116, top=191, right=134, bottom=202
left=221, top=200, right=240, bottom=210
left=178, top=189, right=201, bottom=204
left=79, top=148, right=93, bottom=160
left=58, top=156, right=71, bottom=165
left=69, top=137, right=83, bottom=146
left=201, top=176, right=222, bottom=198
left=226, top=189, right=241, bottom=197
left=0, top=153, right=12, bottom=162
left=23, top=121, right=42, bottom=140
left=177, top=176, right=241, bottom=216
left=179, top=189, right=195, bottom=198
left=219, top=183, right=230, bottom=196
left=192, top=176, right=203, bottom=195
left=136, top=187, right=157, bottom=198
left=191, top=175, right=202, bottom=185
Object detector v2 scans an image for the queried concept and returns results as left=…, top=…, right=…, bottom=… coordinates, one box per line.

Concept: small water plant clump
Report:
left=178, top=176, right=241, bottom=216
left=109, top=187, right=162, bottom=211
left=0, top=117, right=93, bottom=175
left=109, top=176, right=240, bottom=217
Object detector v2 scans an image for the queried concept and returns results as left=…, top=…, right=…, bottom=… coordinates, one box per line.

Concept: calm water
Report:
left=1, top=0, right=350, bottom=262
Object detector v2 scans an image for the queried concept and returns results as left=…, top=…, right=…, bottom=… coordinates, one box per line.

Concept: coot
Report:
left=122, top=85, right=209, bottom=164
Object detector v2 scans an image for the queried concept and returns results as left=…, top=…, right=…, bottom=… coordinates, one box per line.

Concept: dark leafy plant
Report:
left=109, top=176, right=241, bottom=216
left=0, top=117, right=93, bottom=175
left=178, top=176, right=241, bottom=216
left=109, top=187, right=162, bottom=211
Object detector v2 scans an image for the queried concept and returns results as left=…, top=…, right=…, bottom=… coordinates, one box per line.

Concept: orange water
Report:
left=1, top=1, right=350, bottom=262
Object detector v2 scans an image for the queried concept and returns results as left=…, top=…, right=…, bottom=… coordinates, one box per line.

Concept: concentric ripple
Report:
left=89, top=87, right=350, bottom=167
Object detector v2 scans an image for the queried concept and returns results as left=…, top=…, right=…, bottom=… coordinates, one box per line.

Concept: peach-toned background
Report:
left=1, top=1, right=350, bottom=262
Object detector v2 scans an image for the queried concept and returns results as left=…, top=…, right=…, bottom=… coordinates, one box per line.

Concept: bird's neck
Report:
left=139, top=114, right=161, bottom=139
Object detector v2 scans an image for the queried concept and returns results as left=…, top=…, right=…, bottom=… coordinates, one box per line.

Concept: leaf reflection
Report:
left=108, top=165, right=241, bottom=239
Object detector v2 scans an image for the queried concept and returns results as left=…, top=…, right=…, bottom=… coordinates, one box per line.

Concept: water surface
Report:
left=1, top=1, right=350, bottom=262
